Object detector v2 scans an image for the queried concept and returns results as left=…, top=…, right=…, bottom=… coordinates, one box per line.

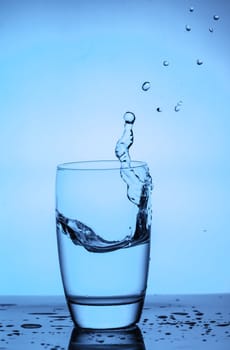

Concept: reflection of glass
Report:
left=68, top=325, right=146, bottom=350
left=56, top=160, right=152, bottom=329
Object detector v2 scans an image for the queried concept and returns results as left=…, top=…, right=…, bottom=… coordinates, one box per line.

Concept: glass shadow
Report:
left=68, top=325, right=146, bottom=350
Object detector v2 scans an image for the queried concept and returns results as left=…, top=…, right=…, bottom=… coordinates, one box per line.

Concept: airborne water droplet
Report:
left=142, top=81, right=151, bottom=91
left=174, top=101, right=183, bottom=112
left=156, top=107, right=162, bottom=112
left=177, top=101, right=183, bottom=109
left=123, top=111, right=135, bottom=124
left=163, top=60, right=169, bottom=67
left=209, top=27, right=214, bottom=33
left=189, top=7, right=194, bottom=12
left=196, top=59, right=203, bottom=65
left=213, top=15, right=220, bottom=21
left=185, top=25, right=191, bottom=31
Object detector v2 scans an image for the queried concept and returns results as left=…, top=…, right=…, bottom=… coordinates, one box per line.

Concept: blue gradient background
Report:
left=0, top=0, right=229, bottom=295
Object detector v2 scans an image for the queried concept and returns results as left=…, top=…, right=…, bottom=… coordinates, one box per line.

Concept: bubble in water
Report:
left=196, top=59, right=203, bottom=65
left=163, top=60, right=169, bottom=67
left=185, top=25, right=191, bottom=31
left=189, top=6, right=194, bottom=12
left=213, top=15, right=219, bottom=21
left=142, top=81, right=151, bottom=91
left=123, top=111, right=135, bottom=124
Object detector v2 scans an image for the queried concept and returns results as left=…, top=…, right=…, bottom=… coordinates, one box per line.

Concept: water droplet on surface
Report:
left=20, top=323, right=42, bottom=329
left=142, top=81, right=151, bottom=91
left=123, top=111, right=135, bottom=124
left=216, top=323, right=230, bottom=327
left=163, top=60, right=169, bottom=67
left=196, top=59, right=203, bottom=65
left=156, top=107, right=162, bottom=112
left=185, top=25, right=191, bottom=31
left=189, top=7, right=194, bottom=12
left=213, top=15, right=219, bottom=20
left=195, top=312, right=204, bottom=316
left=29, top=312, right=57, bottom=315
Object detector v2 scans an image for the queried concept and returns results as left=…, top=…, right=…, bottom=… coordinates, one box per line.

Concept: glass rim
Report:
left=57, top=160, right=148, bottom=171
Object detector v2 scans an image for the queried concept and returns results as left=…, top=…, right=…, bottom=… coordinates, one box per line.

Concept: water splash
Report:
left=56, top=112, right=152, bottom=253
left=115, top=112, right=135, bottom=166
left=56, top=212, right=134, bottom=253
left=115, top=112, right=152, bottom=206
left=56, top=204, right=151, bottom=252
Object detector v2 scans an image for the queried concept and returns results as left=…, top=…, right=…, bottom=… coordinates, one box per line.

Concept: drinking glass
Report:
left=56, top=160, right=152, bottom=329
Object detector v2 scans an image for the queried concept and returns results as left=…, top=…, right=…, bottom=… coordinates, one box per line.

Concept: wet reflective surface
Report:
left=0, top=295, right=229, bottom=349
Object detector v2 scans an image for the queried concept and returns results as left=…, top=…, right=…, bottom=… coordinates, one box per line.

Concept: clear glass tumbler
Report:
left=56, top=160, right=152, bottom=329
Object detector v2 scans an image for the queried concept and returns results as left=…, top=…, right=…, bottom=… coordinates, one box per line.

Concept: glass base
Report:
left=67, top=296, right=144, bottom=329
